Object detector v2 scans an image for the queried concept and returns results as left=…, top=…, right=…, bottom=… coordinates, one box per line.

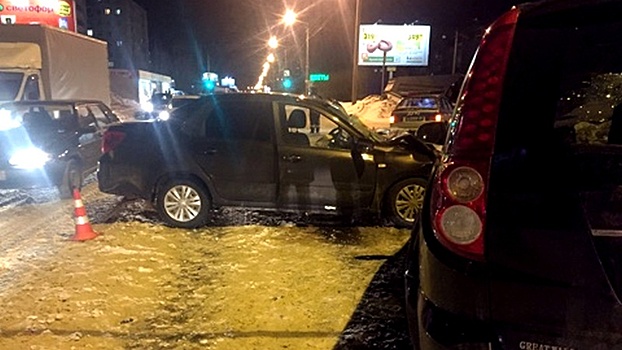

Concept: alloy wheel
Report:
left=394, top=183, right=425, bottom=223
left=163, top=184, right=203, bottom=223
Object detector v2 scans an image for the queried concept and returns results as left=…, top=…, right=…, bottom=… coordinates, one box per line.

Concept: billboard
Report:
left=358, top=24, right=430, bottom=66
left=0, top=1, right=76, bottom=32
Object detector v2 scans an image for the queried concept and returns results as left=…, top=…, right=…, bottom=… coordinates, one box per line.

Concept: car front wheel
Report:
left=387, top=178, right=427, bottom=228
left=156, top=178, right=211, bottom=228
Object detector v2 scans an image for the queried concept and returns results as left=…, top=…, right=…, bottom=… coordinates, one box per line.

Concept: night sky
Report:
left=133, top=0, right=526, bottom=93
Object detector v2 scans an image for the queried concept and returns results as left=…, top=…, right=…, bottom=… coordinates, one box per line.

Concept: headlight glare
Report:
left=158, top=110, right=170, bottom=121
left=9, top=148, right=51, bottom=169
left=0, top=109, right=21, bottom=131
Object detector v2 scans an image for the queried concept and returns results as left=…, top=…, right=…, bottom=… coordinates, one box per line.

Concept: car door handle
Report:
left=282, top=154, right=302, bottom=162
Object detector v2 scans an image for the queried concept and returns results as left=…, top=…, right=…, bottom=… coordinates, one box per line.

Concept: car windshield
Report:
left=0, top=118, right=57, bottom=155
left=0, top=72, right=24, bottom=101
left=0, top=105, right=58, bottom=140
left=398, top=96, right=439, bottom=109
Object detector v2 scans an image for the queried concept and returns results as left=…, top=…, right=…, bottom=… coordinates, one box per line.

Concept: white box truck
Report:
left=0, top=24, right=110, bottom=105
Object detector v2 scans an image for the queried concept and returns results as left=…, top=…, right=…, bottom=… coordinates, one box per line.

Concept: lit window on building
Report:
left=116, top=40, right=123, bottom=47
left=116, top=8, right=122, bottom=15
left=87, top=29, right=93, bottom=36
left=104, top=8, right=111, bottom=15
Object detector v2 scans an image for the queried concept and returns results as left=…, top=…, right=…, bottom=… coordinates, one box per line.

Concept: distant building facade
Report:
left=86, top=0, right=149, bottom=70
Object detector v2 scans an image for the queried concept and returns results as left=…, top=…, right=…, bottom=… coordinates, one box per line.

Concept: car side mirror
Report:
left=416, top=122, right=448, bottom=145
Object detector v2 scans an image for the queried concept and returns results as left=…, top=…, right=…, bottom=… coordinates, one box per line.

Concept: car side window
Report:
left=205, top=100, right=272, bottom=141
left=48, top=106, right=75, bottom=131
left=279, top=104, right=352, bottom=150
left=21, top=106, right=55, bottom=131
left=76, top=105, right=98, bottom=131
left=86, top=104, right=113, bottom=126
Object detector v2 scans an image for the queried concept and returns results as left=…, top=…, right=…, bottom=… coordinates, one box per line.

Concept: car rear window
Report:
left=398, top=97, right=438, bottom=109
left=489, top=3, right=622, bottom=291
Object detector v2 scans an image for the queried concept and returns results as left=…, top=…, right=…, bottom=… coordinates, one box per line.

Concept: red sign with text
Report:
left=0, top=1, right=75, bottom=32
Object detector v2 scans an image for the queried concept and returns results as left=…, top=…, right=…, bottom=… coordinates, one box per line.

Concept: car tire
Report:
left=387, top=178, right=427, bottom=228
left=58, top=159, right=83, bottom=199
left=156, top=178, right=211, bottom=228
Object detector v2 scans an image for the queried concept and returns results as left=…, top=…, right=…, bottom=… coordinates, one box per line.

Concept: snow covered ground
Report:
left=0, top=94, right=413, bottom=350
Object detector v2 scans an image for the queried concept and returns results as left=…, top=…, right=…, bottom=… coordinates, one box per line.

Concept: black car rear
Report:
left=406, top=0, right=622, bottom=349
left=390, top=94, right=453, bottom=131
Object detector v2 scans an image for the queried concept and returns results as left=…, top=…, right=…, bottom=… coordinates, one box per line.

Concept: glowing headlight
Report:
left=158, top=110, right=170, bottom=121
left=0, top=109, right=21, bottom=131
left=141, top=102, right=154, bottom=113
left=9, top=148, right=51, bottom=169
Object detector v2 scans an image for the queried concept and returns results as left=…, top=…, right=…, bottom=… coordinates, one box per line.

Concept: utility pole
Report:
left=452, top=30, right=458, bottom=75
left=350, top=0, right=361, bottom=104
left=305, top=25, right=310, bottom=95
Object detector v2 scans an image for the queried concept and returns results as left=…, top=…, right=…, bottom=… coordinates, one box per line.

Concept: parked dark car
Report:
left=0, top=100, right=119, bottom=198
left=98, top=92, right=438, bottom=228
left=389, top=93, right=453, bottom=130
left=406, top=0, right=622, bottom=349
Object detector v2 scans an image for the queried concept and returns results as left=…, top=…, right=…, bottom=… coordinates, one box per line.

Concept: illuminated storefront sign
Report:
left=0, top=1, right=76, bottom=32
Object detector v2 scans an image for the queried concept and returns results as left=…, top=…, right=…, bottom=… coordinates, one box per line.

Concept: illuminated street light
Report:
left=267, top=53, right=276, bottom=63
left=268, top=36, right=278, bottom=49
left=282, top=9, right=310, bottom=95
left=283, top=9, right=297, bottom=26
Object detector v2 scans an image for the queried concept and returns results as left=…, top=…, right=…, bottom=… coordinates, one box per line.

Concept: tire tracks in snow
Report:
left=0, top=183, right=116, bottom=297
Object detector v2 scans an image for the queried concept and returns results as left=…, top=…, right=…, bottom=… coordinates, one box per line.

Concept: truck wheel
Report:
left=156, top=178, right=211, bottom=228
left=58, top=160, right=82, bottom=199
left=387, top=178, right=427, bottom=228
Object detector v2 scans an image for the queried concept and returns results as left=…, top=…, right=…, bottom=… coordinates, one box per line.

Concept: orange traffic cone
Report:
left=71, top=188, right=98, bottom=241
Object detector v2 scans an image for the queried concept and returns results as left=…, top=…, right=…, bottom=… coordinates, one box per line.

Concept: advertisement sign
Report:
left=0, top=1, right=76, bottom=32
left=358, top=24, right=430, bottom=66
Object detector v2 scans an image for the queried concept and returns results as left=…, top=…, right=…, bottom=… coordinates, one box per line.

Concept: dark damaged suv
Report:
left=98, top=93, right=437, bottom=228
left=406, top=0, right=622, bottom=349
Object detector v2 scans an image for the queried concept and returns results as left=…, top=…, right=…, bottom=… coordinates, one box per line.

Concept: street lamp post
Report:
left=304, top=24, right=310, bottom=95
left=351, top=0, right=361, bottom=103
left=283, top=9, right=310, bottom=95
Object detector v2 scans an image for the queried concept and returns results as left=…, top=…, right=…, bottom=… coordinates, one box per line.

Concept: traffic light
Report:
left=204, top=79, right=216, bottom=91
left=282, top=77, right=292, bottom=90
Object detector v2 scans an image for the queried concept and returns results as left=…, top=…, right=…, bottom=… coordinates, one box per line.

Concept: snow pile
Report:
left=110, top=93, right=141, bottom=121
left=342, top=95, right=397, bottom=130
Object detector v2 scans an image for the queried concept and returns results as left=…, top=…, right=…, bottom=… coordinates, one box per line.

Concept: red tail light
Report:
left=429, top=8, right=519, bottom=261
left=102, top=130, right=126, bottom=153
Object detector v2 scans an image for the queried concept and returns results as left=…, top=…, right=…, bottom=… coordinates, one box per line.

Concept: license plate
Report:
left=0, top=170, right=5, bottom=181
